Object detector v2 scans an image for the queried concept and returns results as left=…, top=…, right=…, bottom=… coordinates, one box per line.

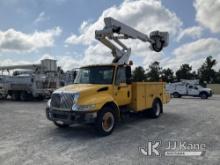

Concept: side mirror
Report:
left=126, top=66, right=132, bottom=84
left=149, top=31, right=169, bottom=52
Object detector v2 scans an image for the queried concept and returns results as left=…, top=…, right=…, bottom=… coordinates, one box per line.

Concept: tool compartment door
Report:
left=145, top=84, right=155, bottom=109
left=129, top=82, right=164, bottom=112
left=130, top=83, right=146, bottom=111
left=145, top=83, right=163, bottom=109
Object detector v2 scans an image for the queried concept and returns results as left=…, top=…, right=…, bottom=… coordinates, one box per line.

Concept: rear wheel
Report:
left=53, top=121, right=69, bottom=128
left=200, top=92, right=208, bottom=99
left=96, top=107, right=116, bottom=136
left=148, top=99, right=162, bottom=118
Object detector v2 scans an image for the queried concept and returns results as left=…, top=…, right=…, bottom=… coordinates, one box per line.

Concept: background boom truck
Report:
left=0, top=59, right=60, bottom=101
left=46, top=17, right=170, bottom=136
left=166, top=80, right=212, bottom=99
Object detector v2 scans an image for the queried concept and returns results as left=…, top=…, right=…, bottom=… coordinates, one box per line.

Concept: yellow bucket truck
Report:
left=46, top=17, right=170, bottom=136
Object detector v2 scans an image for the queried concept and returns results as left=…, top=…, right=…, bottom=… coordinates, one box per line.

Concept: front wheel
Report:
left=173, top=92, right=181, bottom=98
left=95, top=107, right=116, bottom=136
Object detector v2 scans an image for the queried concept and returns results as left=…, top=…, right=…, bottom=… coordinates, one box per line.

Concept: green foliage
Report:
left=198, top=56, right=217, bottom=83
left=175, top=64, right=194, bottom=81
left=215, top=70, right=220, bottom=83
left=161, top=68, right=174, bottom=83
left=146, top=61, right=161, bottom=81
left=132, top=66, right=145, bottom=82
left=131, top=56, right=218, bottom=84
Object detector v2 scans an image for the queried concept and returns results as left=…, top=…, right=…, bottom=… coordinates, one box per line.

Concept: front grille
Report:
left=51, top=93, right=75, bottom=110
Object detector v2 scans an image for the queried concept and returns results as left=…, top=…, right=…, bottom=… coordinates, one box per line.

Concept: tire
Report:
left=53, top=121, right=69, bottom=128
left=12, top=92, right=20, bottom=101
left=173, top=92, right=181, bottom=98
left=200, top=92, right=208, bottom=99
left=148, top=99, right=162, bottom=118
left=95, top=106, right=116, bottom=136
left=36, top=95, right=44, bottom=101
left=20, top=92, right=28, bottom=101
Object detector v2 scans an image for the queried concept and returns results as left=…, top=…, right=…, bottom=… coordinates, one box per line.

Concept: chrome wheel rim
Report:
left=102, top=112, right=114, bottom=132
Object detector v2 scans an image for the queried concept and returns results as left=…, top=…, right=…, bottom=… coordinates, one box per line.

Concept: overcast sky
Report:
left=0, top=0, right=220, bottom=71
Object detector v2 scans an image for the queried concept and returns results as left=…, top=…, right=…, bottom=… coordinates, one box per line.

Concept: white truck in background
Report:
left=166, top=80, right=212, bottom=99
left=0, top=59, right=61, bottom=101
left=5, top=74, right=53, bottom=101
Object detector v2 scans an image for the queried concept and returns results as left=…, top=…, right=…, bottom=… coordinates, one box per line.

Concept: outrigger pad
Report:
left=149, top=31, right=169, bottom=52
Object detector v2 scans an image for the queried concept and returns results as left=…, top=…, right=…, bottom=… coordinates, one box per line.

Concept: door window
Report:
left=189, top=85, right=193, bottom=89
left=115, top=66, right=126, bottom=85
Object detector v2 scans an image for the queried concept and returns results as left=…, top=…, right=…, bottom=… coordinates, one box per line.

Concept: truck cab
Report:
left=187, top=84, right=212, bottom=99
left=46, top=64, right=170, bottom=136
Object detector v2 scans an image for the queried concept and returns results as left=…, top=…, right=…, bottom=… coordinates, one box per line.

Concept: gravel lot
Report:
left=0, top=95, right=220, bottom=165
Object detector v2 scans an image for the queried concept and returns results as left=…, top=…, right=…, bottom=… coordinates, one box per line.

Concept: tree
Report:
left=176, top=64, right=193, bottom=81
left=132, top=66, right=145, bottom=82
left=215, top=70, right=220, bottom=83
left=146, top=61, right=161, bottom=81
left=198, top=56, right=217, bottom=83
left=161, top=68, right=174, bottom=82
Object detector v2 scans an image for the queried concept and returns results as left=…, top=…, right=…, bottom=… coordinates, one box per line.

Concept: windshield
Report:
left=74, top=66, right=114, bottom=84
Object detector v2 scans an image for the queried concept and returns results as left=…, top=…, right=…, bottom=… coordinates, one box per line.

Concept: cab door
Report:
left=113, top=66, right=131, bottom=106
left=188, top=85, right=199, bottom=96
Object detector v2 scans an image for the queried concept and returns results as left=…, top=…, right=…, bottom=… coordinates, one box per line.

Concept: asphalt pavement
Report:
left=0, top=96, right=220, bottom=165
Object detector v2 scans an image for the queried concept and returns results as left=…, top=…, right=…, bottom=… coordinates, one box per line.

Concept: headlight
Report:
left=72, top=104, right=96, bottom=111
left=73, top=93, right=80, bottom=104
left=47, top=99, right=51, bottom=108
left=79, top=104, right=96, bottom=111
left=71, top=93, right=80, bottom=111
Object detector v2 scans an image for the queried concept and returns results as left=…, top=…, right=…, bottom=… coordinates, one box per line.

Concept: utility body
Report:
left=46, top=17, right=170, bottom=136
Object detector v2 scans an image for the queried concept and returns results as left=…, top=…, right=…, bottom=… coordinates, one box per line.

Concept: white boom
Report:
left=95, top=17, right=169, bottom=64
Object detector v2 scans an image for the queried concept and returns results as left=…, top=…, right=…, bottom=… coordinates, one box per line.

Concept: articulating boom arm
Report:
left=95, top=17, right=169, bottom=64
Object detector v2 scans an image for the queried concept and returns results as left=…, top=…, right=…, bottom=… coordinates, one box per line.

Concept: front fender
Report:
left=77, top=93, right=118, bottom=111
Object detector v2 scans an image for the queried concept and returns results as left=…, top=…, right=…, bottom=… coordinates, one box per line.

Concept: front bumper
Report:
left=46, top=108, right=97, bottom=124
